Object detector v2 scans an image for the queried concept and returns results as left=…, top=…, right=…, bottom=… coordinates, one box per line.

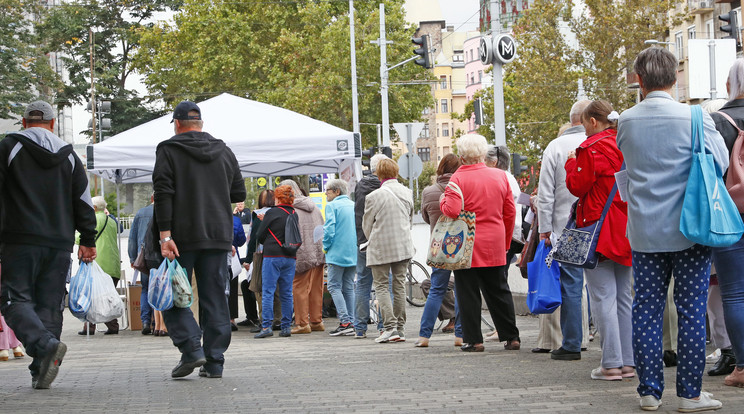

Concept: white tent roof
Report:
left=87, top=93, right=361, bottom=184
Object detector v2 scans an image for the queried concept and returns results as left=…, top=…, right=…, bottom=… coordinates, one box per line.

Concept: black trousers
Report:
left=240, top=279, right=259, bottom=322
left=0, top=243, right=70, bottom=377
left=454, top=265, right=519, bottom=344
left=228, top=271, right=239, bottom=319
left=162, top=249, right=231, bottom=373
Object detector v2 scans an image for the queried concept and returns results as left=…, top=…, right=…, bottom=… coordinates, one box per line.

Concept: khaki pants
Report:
left=293, top=265, right=325, bottom=326
left=370, top=259, right=408, bottom=333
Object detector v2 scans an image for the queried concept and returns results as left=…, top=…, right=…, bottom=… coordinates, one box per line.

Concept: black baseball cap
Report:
left=171, top=100, right=201, bottom=123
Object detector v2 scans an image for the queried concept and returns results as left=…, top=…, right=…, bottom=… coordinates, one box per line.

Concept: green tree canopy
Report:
left=133, top=0, right=432, bottom=147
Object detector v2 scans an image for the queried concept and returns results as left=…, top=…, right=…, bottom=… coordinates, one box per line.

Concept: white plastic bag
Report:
left=86, top=261, right=124, bottom=324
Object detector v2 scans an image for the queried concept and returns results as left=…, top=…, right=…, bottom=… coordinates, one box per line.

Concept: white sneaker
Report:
left=375, top=330, right=394, bottom=343
left=389, top=331, right=405, bottom=342
left=678, top=392, right=722, bottom=413
left=640, top=395, right=662, bottom=411
left=706, top=349, right=721, bottom=364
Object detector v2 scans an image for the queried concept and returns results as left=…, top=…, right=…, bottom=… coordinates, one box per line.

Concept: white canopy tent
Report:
left=86, top=93, right=361, bottom=185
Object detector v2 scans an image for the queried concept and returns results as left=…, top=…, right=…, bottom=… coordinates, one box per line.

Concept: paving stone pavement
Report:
left=1, top=305, right=742, bottom=413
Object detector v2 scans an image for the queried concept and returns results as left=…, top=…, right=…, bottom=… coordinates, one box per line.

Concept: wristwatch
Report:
left=159, top=236, right=173, bottom=245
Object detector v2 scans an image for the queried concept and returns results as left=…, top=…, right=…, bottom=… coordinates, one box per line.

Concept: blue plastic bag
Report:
left=526, top=240, right=562, bottom=314
left=148, top=259, right=173, bottom=311
left=69, top=262, right=93, bottom=321
left=680, top=105, right=744, bottom=247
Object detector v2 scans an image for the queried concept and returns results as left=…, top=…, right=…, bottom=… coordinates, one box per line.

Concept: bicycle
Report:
left=405, top=259, right=430, bottom=307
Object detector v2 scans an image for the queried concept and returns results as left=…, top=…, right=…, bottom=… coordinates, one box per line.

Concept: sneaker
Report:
left=33, top=341, right=67, bottom=389
left=375, top=329, right=395, bottom=343
left=390, top=331, right=405, bottom=342
left=640, top=395, right=662, bottom=411
left=254, top=328, right=273, bottom=339
left=590, top=367, right=622, bottom=381
left=678, top=391, right=722, bottom=413
left=550, top=347, right=581, bottom=361
left=354, top=331, right=367, bottom=339
left=329, top=323, right=354, bottom=336
left=279, top=327, right=291, bottom=337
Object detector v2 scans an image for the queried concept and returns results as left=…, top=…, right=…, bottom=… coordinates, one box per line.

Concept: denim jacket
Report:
left=617, top=91, right=729, bottom=253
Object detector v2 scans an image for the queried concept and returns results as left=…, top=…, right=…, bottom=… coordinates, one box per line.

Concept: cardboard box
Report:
left=127, top=285, right=143, bottom=331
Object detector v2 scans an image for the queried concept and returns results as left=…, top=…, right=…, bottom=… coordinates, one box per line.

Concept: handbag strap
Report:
left=599, top=161, right=626, bottom=220
left=446, top=181, right=465, bottom=211
left=381, top=185, right=411, bottom=216
left=691, top=105, right=704, bottom=155
left=95, top=214, right=109, bottom=243
left=717, top=110, right=743, bottom=134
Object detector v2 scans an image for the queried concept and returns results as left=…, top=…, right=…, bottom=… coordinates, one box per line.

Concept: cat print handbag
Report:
left=426, top=182, right=476, bottom=271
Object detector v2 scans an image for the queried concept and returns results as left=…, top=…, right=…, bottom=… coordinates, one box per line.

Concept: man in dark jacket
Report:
left=352, top=154, right=387, bottom=337
left=153, top=101, right=246, bottom=379
left=0, top=100, right=97, bottom=389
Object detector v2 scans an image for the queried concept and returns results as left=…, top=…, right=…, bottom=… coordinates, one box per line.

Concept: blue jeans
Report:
left=713, top=231, right=744, bottom=369
left=261, top=257, right=295, bottom=330
left=419, top=267, right=462, bottom=338
left=559, top=263, right=584, bottom=352
left=632, top=245, right=711, bottom=400
left=139, top=269, right=153, bottom=328
left=327, top=264, right=356, bottom=324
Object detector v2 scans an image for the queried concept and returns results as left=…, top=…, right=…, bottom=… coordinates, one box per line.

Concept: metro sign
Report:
left=494, top=34, right=516, bottom=64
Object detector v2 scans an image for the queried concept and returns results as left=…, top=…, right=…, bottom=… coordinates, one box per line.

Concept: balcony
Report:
left=689, top=0, right=714, bottom=14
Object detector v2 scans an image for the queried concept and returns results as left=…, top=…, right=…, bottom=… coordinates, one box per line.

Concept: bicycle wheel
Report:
left=405, top=260, right=430, bottom=307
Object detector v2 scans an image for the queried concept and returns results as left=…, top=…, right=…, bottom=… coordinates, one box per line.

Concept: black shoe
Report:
left=33, top=341, right=67, bottom=389
left=532, top=348, right=551, bottom=353
left=103, top=329, right=119, bottom=335
left=231, top=322, right=238, bottom=332
left=272, top=323, right=281, bottom=331
left=708, top=349, right=736, bottom=376
left=198, top=366, right=223, bottom=378
left=663, top=350, right=678, bottom=367
left=250, top=326, right=262, bottom=333
left=329, top=323, right=354, bottom=336
left=236, top=319, right=253, bottom=327
left=171, top=353, right=207, bottom=378
left=141, top=326, right=152, bottom=335
left=78, top=328, right=94, bottom=336
left=551, top=347, right=581, bottom=361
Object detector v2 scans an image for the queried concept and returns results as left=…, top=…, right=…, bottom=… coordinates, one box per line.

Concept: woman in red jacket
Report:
left=565, top=100, right=633, bottom=381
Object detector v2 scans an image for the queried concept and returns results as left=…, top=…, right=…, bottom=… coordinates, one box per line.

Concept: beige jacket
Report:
left=293, top=195, right=325, bottom=274
left=362, top=180, right=414, bottom=266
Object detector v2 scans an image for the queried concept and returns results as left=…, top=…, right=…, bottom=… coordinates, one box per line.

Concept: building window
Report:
left=478, top=71, right=483, bottom=82
left=687, top=25, right=695, bottom=40
left=421, top=124, right=430, bottom=138
left=434, top=101, right=438, bottom=113
left=442, top=123, right=450, bottom=137
left=443, top=146, right=450, bottom=155
left=440, top=75, right=448, bottom=89
left=437, top=127, right=440, bottom=137
left=675, top=31, right=684, bottom=60
left=418, top=147, right=431, bottom=162
left=453, top=53, right=463, bottom=62
left=422, top=107, right=430, bottom=115
left=471, top=74, right=475, bottom=85
left=441, top=99, right=448, bottom=113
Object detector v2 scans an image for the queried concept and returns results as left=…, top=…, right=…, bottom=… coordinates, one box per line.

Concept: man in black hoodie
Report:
left=0, top=100, right=97, bottom=389
left=152, top=101, right=246, bottom=379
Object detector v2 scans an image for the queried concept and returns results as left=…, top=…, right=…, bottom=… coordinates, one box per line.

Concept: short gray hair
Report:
left=91, top=196, right=107, bottom=211
left=325, top=178, right=348, bottom=195
left=569, top=100, right=591, bottom=124
left=456, top=134, right=488, bottom=164
left=634, top=47, right=678, bottom=91
left=485, top=145, right=510, bottom=170
left=370, top=153, right=388, bottom=173
left=728, top=58, right=744, bottom=101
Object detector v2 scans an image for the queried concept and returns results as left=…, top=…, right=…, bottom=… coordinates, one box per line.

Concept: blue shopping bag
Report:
left=526, top=240, right=562, bottom=314
left=69, top=262, right=93, bottom=321
left=148, top=259, right=173, bottom=311
left=680, top=105, right=744, bottom=247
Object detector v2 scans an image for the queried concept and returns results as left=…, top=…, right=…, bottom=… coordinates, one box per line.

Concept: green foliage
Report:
left=0, top=0, right=61, bottom=119
left=104, top=191, right=124, bottom=216
left=38, top=0, right=175, bottom=134
left=133, top=0, right=432, bottom=147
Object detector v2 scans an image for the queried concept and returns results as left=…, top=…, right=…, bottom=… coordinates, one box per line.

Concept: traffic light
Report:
left=719, top=11, right=741, bottom=49
left=412, top=34, right=433, bottom=69
left=512, top=153, right=528, bottom=176
left=362, top=146, right=377, bottom=176
left=473, top=98, right=484, bottom=125
left=381, top=146, right=393, bottom=158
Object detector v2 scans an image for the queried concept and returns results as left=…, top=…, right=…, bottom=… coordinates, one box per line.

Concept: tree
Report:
left=133, top=0, right=432, bottom=147
left=37, top=0, right=176, bottom=135
left=0, top=0, right=60, bottom=120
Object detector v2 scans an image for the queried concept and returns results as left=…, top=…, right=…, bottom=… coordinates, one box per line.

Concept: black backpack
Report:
left=268, top=206, right=302, bottom=255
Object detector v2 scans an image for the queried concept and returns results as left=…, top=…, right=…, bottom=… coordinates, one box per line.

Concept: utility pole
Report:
left=491, top=0, right=506, bottom=147
left=349, top=1, right=360, bottom=134
left=89, top=28, right=99, bottom=195
left=378, top=3, right=391, bottom=146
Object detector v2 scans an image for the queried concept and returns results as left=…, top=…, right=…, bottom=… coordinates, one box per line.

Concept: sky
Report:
left=439, top=0, right=482, bottom=32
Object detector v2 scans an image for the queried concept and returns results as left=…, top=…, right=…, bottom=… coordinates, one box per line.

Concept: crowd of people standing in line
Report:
left=1, top=47, right=743, bottom=414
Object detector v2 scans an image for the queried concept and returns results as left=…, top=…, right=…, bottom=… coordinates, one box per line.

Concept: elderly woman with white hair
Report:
left=440, top=134, right=519, bottom=352
left=77, top=196, right=121, bottom=335
left=323, top=178, right=357, bottom=336
left=709, top=57, right=744, bottom=388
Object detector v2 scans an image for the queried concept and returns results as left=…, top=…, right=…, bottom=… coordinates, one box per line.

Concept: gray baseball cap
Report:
left=23, top=101, right=55, bottom=121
